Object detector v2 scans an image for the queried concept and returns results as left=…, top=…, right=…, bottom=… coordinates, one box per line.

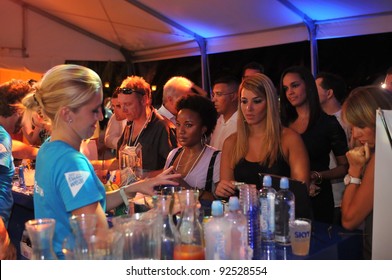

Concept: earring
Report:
left=201, top=133, right=207, bottom=146
left=68, top=119, right=73, bottom=125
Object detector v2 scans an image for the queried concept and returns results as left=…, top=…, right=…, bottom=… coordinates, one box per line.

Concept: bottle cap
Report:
left=263, top=175, right=272, bottom=187
left=228, top=196, right=240, bottom=211
left=280, top=177, right=289, bottom=189
left=211, top=200, right=223, bottom=216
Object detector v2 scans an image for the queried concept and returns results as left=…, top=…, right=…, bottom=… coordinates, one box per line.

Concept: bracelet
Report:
left=119, top=186, right=130, bottom=207
left=312, top=171, right=323, bottom=184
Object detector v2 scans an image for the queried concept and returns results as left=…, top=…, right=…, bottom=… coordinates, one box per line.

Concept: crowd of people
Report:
left=1, top=62, right=391, bottom=260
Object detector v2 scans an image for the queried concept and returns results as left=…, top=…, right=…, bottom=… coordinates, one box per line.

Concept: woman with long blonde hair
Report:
left=22, top=64, right=180, bottom=259
left=215, top=73, right=309, bottom=198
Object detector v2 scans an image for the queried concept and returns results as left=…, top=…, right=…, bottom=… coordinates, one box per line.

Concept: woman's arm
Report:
left=341, top=144, right=374, bottom=230
left=215, top=134, right=237, bottom=198
left=11, top=140, right=38, bottom=160
left=315, top=154, right=348, bottom=182
left=282, top=128, right=310, bottom=187
left=317, top=116, right=349, bottom=181
left=72, top=202, right=109, bottom=233
left=105, top=166, right=181, bottom=210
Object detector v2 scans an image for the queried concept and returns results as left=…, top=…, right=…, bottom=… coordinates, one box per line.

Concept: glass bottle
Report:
left=173, top=190, right=205, bottom=260
left=153, top=194, right=179, bottom=260
left=25, top=218, right=57, bottom=260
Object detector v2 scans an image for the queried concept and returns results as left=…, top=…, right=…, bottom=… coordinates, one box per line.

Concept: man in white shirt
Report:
left=316, top=72, right=350, bottom=226
left=209, top=75, right=239, bottom=150
left=157, top=76, right=195, bottom=125
left=104, top=90, right=127, bottom=151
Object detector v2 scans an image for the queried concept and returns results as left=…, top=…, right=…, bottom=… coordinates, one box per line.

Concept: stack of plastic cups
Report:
left=239, top=184, right=261, bottom=260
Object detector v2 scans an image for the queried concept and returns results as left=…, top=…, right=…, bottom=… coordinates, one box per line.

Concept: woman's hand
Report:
left=215, top=180, right=238, bottom=198
left=134, top=166, right=182, bottom=196
left=346, top=142, right=370, bottom=175
left=152, top=166, right=182, bottom=185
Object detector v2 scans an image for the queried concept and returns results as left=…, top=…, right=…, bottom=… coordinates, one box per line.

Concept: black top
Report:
left=302, top=112, right=348, bottom=173
left=301, top=112, right=349, bottom=223
left=233, top=156, right=312, bottom=219
left=234, top=154, right=291, bottom=189
left=117, top=109, right=177, bottom=171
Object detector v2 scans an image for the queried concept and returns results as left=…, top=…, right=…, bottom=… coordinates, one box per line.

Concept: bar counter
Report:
left=8, top=189, right=363, bottom=260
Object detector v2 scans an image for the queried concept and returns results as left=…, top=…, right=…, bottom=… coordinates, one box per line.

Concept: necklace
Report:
left=128, top=111, right=151, bottom=146
left=175, top=145, right=206, bottom=181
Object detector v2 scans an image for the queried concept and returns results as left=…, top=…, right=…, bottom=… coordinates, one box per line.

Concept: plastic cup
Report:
left=289, top=218, right=311, bottom=256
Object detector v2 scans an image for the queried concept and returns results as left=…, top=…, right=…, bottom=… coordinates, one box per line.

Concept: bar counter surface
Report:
left=8, top=189, right=363, bottom=260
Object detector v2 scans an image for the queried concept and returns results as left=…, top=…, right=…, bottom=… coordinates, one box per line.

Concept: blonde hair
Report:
left=342, top=86, right=392, bottom=129
left=232, top=73, right=283, bottom=168
left=22, top=64, right=102, bottom=129
left=120, top=75, right=151, bottom=102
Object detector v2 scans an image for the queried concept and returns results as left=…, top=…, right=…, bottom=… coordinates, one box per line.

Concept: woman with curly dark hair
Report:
left=164, top=94, right=219, bottom=207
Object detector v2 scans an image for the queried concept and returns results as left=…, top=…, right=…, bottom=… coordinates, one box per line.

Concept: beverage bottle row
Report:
left=259, top=175, right=296, bottom=246
left=204, top=197, right=250, bottom=260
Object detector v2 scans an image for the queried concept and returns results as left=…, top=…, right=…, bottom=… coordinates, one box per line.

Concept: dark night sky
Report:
left=81, top=32, right=392, bottom=107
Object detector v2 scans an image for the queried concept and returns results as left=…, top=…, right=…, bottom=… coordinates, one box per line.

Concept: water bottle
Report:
left=224, top=196, right=249, bottom=260
left=204, top=200, right=229, bottom=260
left=18, top=165, right=26, bottom=190
left=259, top=175, right=276, bottom=242
left=239, top=184, right=261, bottom=259
left=274, top=177, right=295, bottom=245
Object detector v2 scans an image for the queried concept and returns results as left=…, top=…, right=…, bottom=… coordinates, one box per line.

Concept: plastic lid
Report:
left=211, top=200, right=224, bottom=216
left=280, top=177, right=289, bottom=189
left=228, top=196, right=240, bottom=211
left=263, top=175, right=272, bottom=187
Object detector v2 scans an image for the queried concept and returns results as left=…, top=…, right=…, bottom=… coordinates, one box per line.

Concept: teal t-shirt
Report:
left=34, top=139, right=106, bottom=259
left=0, top=126, right=14, bottom=226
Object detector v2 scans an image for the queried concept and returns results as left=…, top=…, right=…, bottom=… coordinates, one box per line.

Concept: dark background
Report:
left=70, top=32, right=392, bottom=108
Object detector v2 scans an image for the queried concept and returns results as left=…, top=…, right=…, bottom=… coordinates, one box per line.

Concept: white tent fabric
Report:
left=1, top=0, right=392, bottom=73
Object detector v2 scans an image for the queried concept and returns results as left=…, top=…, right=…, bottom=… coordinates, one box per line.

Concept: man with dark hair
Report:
left=316, top=72, right=347, bottom=106
left=0, top=80, right=25, bottom=227
left=209, top=74, right=239, bottom=150
left=104, top=90, right=127, bottom=151
left=242, top=61, right=264, bottom=80
left=0, top=80, right=38, bottom=160
left=0, top=80, right=30, bottom=259
left=315, top=72, right=350, bottom=225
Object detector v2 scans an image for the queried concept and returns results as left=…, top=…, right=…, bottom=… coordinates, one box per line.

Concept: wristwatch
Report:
left=344, top=174, right=361, bottom=186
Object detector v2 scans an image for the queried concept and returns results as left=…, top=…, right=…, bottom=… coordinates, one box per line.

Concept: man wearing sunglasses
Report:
left=116, top=76, right=177, bottom=177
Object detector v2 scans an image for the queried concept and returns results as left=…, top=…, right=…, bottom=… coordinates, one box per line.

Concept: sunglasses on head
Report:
left=115, top=87, right=145, bottom=96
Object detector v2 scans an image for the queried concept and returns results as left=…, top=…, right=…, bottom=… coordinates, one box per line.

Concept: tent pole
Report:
left=277, top=0, right=319, bottom=76
left=196, top=38, right=210, bottom=94
left=305, top=21, right=319, bottom=77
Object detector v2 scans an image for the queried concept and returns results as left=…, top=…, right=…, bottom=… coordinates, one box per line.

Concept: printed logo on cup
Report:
left=294, top=231, right=310, bottom=238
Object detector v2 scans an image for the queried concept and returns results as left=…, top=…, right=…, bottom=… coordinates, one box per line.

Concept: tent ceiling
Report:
left=1, top=0, right=392, bottom=73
